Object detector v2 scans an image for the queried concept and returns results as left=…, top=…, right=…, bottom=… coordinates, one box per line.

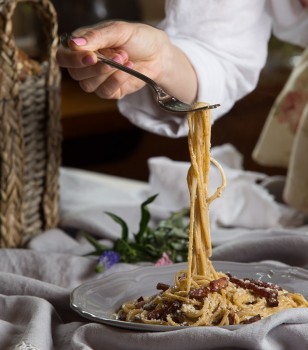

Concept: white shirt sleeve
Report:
left=117, top=0, right=304, bottom=138
left=269, top=0, right=308, bottom=47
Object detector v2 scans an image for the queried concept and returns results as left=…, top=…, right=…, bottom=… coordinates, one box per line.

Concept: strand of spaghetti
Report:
left=195, top=157, right=208, bottom=267
left=187, top=115, right=203, bottom=287
left=187, top=121, right=207, bottom=285
left=208, top=157, right=226, bottom=205
left=194, top=204, right=207, bottom=276
left=186, top=166, right=196, bottom=290
left=194, top=110, right=212, bottom=258
left=188, top=109, right=211, bottom=273
left=186, top=109, right=211, bottom=287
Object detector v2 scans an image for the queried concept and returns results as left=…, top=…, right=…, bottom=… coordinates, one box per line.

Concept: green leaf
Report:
left=135, top=194, right=158, bottom=243
left=104, top=211, right=129, bottom=241
left=168, top=228, right=189, bottom=239
left=81, top=232, right=108, bottom=253
left=114, top=239, right=140, bottom=263
left=83, top=250, right=104, bottom=257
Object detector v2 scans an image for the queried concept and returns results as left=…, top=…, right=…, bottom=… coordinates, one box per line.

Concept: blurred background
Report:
left=12, top=0, right=304, bottom=182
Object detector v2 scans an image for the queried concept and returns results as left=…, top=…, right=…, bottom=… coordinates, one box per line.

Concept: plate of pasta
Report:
left=71, top=104, right=308, bottom=331
left=70, top=261, right=308, bottom=331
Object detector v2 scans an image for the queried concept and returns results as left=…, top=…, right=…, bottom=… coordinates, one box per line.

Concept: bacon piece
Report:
left=228, top=311, right=236, bottom=325
left=135, top=300, right=146, bottom=309
left=143, top=301, right=157, bottom=311
left=227, top=274, right=280, bottom=307
left=147, top=300, right=182, bottom=321
left=210, top=277, right=229, bottom=292
left=189, top=286, right=209, bottom=299
left=243, top=278, right=282, bottom=291
left=165, top=300, right=182, bottom=315
left=241, top=314, right=261, bottom=324
left=156, top=283, right=170, bottom=291
left=147, top=308, right=165, bottom=320
left=189, top=277, right=229, bottom=299
left=267, top=291, right=279, bottom=307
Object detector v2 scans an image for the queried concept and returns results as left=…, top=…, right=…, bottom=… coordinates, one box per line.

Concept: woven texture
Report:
left=0, top=0, right=61, bottom=247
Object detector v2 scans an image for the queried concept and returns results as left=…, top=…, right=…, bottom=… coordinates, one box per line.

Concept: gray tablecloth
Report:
left=1, top=230, right=308, bottom=350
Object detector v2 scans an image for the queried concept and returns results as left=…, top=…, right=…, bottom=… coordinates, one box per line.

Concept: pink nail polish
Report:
left=82, top=55, right=95, bottom=65
left=125, top=61, right=134, bottom=69
left=112, top=56, right=123, bottom=64
left=71, top=37, right=87, bottom=46
left=118, top=50, right=128, bottom=61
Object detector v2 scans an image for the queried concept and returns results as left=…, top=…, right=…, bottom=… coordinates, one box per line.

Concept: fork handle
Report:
left=95, top=52, right=167, bottom=96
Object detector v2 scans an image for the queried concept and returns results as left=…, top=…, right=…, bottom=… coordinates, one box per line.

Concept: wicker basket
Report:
left=0, top=0, right=62, bottom=247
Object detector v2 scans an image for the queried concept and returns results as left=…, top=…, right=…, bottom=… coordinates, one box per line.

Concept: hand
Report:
left=56, top=21, right=198, bottom=103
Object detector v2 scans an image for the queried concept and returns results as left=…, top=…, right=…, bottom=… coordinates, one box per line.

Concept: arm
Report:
left=119, top=0, right=273, bottom=137
left=269, top=0, right=308, bottom=48
left=56, top=0, right=272, bottom=137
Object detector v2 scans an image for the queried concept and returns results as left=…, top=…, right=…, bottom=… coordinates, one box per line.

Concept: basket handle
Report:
left=0, top=0, right=59, bottom=94
left=1, top=0, right=58, bottom=45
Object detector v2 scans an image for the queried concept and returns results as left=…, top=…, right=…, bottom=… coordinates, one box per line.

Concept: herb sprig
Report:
left=83, top=194, right=190, bottom=271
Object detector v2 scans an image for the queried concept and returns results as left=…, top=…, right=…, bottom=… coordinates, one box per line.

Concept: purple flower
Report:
left=96, top=251, right=120, bottom=273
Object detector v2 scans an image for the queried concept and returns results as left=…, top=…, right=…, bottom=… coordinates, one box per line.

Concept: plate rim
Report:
left=70, top=260, right=308, bottom=332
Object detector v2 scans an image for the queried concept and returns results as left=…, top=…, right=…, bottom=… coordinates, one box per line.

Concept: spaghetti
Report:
left=116, top=103, right=308, bottom=326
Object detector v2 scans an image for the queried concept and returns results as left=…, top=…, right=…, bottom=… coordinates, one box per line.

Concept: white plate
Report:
left=70, top=261, right=308, bottom=332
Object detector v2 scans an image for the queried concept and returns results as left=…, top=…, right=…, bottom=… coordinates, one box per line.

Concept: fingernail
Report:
left=82, top=55, right=96, bottom=65
left=118, top=50, right=128, bottom=61
left=71, top=37, right=87, bottom=46
left=112, top=55, right=123, bottom=64
left=125, top=61, right=134, bottom=69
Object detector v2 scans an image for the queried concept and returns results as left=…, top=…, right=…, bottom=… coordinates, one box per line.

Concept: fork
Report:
left=60, top=33, right=220, bottom=113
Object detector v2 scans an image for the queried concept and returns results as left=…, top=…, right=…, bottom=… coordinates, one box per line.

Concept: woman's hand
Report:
left=56, top=21, right=198, bottom=103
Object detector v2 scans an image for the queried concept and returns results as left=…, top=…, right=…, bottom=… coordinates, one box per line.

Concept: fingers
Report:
left=79, top=60, right=144, bottom=99
left=56, top=21, right=153, bottom=100
left=66, top=52, right=142, bottom=99
left=56, top=46, right=97, bottom=68
left=69, top=22, right=133, bottom=52
left=81, top=70, right=127, bottom=97
left=67, top=51, right=126, bottom=79
left=94, top=62, right=144, bottom=99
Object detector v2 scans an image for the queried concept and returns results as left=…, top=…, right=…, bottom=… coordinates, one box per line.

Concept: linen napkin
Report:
left=148, top=144, right=307, bottom=230
left=59, top=167, right=150, bottom=240
left=58, top=144, right=308, bottom=249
